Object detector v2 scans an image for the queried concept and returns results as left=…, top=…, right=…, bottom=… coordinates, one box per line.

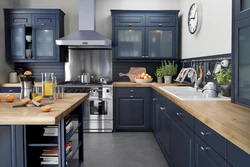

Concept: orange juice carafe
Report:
left=41, top=73, right=55, bottom=97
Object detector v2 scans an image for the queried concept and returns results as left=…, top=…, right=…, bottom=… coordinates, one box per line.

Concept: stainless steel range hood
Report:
left=56, top=0, right=111, bottom=49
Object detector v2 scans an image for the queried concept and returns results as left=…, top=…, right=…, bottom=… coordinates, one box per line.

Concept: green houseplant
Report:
left=162, top=60, right=178, bottom=84
left=154, top=66, right=164, bottom=83
left=214, top=68, right=231, bottom=97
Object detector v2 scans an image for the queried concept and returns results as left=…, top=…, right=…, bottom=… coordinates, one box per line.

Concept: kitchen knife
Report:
left=32, top=100, right=54, bottom=107
left=11, top=104, right=27, bottom=108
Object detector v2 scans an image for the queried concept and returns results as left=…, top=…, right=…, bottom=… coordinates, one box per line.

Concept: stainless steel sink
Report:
left=159, top=86, right=230, bottom=101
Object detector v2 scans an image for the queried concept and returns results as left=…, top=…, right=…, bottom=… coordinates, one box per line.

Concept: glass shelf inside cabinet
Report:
left=241, top=0, right=250, bottom=11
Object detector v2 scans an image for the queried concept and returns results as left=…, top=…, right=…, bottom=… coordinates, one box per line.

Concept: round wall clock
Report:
left=188, top=2, right=202, bottom=34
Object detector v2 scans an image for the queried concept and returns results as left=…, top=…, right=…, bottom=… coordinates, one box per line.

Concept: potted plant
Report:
left=162, top=60, right=178, bottom=84
left=214, top=68, right=231, bottom=97
left=154, top=66, right=164, bottom=83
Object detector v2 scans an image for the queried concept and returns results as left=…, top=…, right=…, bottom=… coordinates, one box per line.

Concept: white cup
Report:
left=26, top=35, right=32, bottom=42
left=221, top=59, right=229, bottom=67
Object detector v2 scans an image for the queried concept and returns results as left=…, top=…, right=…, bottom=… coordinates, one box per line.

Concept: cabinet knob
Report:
left=200, top=146, right=211, bottom=151
left=142, top=56, right=145, bottom=58
left=159, top=24, right=162, bottom=26
left=41, top=23, right=46, bottom=26
left=130, top=96, right=134, bottom=98
left=153, top=98, right=157, bottom=101
left=145, top=56, right=148, bottom=58
left=130, top=90, right=134, bottom=92
left=176, top=112, right=182, bottom=116
left=129, top=24, right=132, bottom=26
left=200, top=132, right=210, bottom=136
left=9, top=90, right=12, bottom=92
left=160, top=107, right=166, bottom=110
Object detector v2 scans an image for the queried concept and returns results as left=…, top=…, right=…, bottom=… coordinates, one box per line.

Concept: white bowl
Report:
left=134, top=78, right=153, bottom=83
left=26, top=35, right=32, bottom=42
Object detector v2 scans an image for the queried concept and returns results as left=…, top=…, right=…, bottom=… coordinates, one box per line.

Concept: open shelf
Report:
left=67, top=141, right=82, bottom=164
left=66, top=122, right=81, bottom=142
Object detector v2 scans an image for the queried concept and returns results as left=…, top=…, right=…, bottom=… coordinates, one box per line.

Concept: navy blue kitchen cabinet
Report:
left=0, top=125, right=25, bottom=167
left=115, top=88, right=151, bottom=131
left=111, top=10, right=179, bottom=60
left=171, top=113, right=194, bottom=167
left=195, top=135, right=230, bottom=167
left=4, top=9, right=66, bottom=63
left=234, top=0, right=250, bottom=21
left=227, top=140, right=250, bottom=167
left=232, top=0, right=250, bottom=107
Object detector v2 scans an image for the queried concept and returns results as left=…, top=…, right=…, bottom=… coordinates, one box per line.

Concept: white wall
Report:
left=96, top=0, right=180, bottom=39
left=0, top=0, right=14, bottom=83
left=179, top=0, right=232, bottom=58
left=15, top=0, right=79, bottom=35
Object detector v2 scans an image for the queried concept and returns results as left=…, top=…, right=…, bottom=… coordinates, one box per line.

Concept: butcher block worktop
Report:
left=0, top=93, right=88, bottom=125
left=113, top=82, right=250, bottom=155
left=112, top=82, right=189, bottom=87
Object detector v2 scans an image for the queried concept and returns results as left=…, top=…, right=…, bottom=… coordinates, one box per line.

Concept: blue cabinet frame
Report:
left=234, top=0, right=250, bottom=21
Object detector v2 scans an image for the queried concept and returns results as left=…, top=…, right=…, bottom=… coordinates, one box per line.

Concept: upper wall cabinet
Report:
left=111, top=10, right=179, bottom=60
left=4, top=9, right=67, bottom=63
left=232, top=0, right=250, bottom=107
left=235, top=0, right=250, bottom=21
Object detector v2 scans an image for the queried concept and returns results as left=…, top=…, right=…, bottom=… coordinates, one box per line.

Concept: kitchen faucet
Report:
left=185, top=68, right=202, bottom=92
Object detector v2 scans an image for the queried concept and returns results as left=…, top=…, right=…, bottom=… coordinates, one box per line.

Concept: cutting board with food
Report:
left=119, top=67, right=146, bottom=82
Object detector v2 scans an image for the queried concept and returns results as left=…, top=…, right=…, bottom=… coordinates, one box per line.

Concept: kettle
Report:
left=9, top=70, right=18, bottom=83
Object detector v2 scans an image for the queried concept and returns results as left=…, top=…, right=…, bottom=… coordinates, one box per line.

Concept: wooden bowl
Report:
left=134, top=78, right=153, bottom=83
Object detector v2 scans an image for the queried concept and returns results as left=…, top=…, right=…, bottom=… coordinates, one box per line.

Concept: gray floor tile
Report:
left=72, top=132, right=169, bottom=167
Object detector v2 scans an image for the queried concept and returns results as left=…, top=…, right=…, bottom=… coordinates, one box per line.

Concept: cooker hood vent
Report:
left=56, top=0, right=111, bottom=49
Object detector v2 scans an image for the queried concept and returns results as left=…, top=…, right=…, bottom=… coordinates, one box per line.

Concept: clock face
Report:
left=188, top=3, right=199, bottom=34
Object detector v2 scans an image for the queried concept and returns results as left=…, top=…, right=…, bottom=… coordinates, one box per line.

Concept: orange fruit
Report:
left=24, top=70, right=32, bottom=75
left=6, top=94, right=15, bottom=103
left=33, top=95, right=42, bottom=103
left=41, top=105, right=52, bottom=112
left=0, top=96, right=2, bottom=101
left=21, top=98, right=30, bottom=104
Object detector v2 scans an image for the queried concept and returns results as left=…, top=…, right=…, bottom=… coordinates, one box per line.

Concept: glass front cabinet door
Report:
left=9, top=24, right=26, bottom=60
left=114, top=27, right=145, bottom=59
left=235, top=0, right=250, bottom=21
left=234, top=18, right=250, bottom=106
left=32, top=27, right=56, bottom=60
left=146, top=27, right=176, bottom=59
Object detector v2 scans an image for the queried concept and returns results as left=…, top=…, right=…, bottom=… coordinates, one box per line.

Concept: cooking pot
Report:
left=78, top=73, right=91, bottom=83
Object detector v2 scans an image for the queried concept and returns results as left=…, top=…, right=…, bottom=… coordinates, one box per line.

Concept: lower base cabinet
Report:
left=171, top=115, right=194, bottom=167
left=0, top=125, right=25, bottom=167
left=115, top=88, right=151, bottom=131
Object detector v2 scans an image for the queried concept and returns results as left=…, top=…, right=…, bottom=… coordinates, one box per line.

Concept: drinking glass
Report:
left=41, top=73, right=55, bottom=97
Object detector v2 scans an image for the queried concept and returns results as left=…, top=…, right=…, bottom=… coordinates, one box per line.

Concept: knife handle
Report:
left=11, top=104, right=26, bottom=108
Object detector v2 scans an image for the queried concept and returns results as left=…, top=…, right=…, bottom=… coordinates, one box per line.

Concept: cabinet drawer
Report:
left=115, top=14, right=145, bottom=26
left=115, top=88, right=148, bottom=97
left=0, top=87, right=21, bottom=93
left=32, top=14, right=56, bottom=26
left=146, top=14, right=175, bottom=26
left=9, top=14, right=31, bottom=26
left=172, top=107, right=194, bottom=131
left=195, top=119, right=226, bottom=158
left=195, top=135, right=227, bottom=167
left=226, top=141, right=250, bottom=167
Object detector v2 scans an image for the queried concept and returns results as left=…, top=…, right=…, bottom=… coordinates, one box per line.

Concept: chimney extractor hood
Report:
left=56, top=0, right=111, bottom=49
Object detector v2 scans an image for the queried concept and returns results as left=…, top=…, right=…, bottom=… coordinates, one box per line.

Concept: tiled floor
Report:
left=72, top=132, right=169, bottom=167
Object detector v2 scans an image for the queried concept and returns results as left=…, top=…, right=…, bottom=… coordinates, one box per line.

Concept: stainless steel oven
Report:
left=60, top=82, right=113, bottom=132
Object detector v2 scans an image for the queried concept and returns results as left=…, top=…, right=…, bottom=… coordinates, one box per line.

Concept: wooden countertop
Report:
left=0, top=93, right=88, bottom=125
left=112, top=82, right=189, bottom=87
left=0, top=82, right=43, bottom=87
left=113, top=82, right=250, bottom=155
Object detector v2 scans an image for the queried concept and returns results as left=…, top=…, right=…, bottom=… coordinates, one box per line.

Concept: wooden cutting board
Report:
left=119, top=67, right=146, bottom=82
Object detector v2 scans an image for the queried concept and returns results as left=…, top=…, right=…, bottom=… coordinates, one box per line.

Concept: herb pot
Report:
left=164, top=76, right=172, bottom=84
left=157, top=77, right=163, bottom=83
left=220, top=85, right=231, bottom=97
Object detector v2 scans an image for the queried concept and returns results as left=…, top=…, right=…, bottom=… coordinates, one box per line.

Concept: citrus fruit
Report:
left=24, top=70, right=32, bottom=75
left=33, top=95, right=42, bottom=103
left=21, top=98, right=30, bottom=104
left=6, top=94, right=15, bottom=103
left=41, top=105, right=52, bottom=112
left=0, top=95, right=2, bottom=101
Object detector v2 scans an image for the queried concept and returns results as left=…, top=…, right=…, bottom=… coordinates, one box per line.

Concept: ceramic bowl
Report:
left=134, top=78, right=153, bottom=83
